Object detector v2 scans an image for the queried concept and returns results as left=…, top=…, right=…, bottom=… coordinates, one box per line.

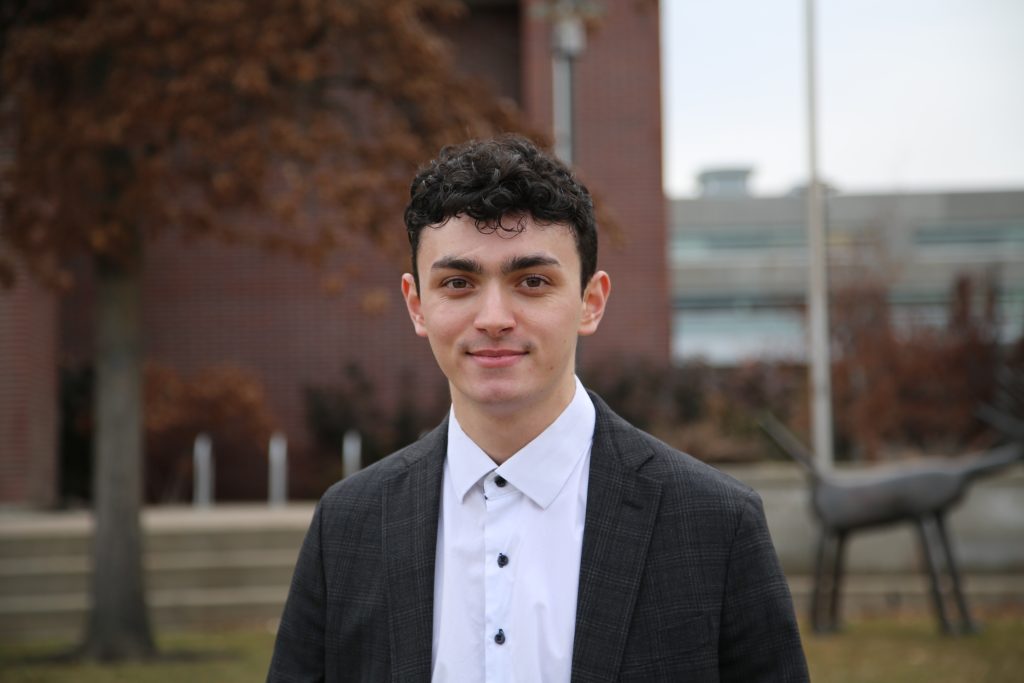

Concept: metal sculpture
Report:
left=760, top=415, right=1023, bottom=635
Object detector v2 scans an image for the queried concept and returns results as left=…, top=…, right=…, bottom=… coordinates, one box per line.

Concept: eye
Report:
left=442, top=277, right=472, bottom=290
left=521, top=275, right=548, bottom=289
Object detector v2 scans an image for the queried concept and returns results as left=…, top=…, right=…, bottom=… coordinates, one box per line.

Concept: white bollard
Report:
left=342, top=429, right=362, bottom=479
left=193, top=432, right=213, bottom=508
left=268, top=431, right=288, bottom=507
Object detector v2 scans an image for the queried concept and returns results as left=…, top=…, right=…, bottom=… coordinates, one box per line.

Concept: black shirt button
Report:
left=497, top=553, right=509, bottom=567
left=494, top=475, right=507, bottom=488
left=494, top=629, right=506, bottom=645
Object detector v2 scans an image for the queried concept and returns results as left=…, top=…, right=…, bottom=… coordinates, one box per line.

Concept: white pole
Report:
left=193, top=432, right=213, bottom=507
left=805, top=0, right=834, bottom=470
left=342, top=430, right=362, bottom=479
left=268, top=431, right=287, bottom=507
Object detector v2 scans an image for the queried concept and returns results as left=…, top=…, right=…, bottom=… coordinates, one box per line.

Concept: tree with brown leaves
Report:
left=1, top=0, right=519, bottom=660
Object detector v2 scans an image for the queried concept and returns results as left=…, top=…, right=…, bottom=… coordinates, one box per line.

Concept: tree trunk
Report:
left=81, top=253, right=156, bottom=660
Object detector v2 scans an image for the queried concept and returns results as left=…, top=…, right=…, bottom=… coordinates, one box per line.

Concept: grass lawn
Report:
left=803, top=614, right=1024, bottom=683
left=0, top=629, right=277, bottom=683
left=1, top=615, right=1021, bottom=682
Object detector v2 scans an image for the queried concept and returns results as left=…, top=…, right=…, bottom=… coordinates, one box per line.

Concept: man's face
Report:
left=402, top=214, right=609, bottom=419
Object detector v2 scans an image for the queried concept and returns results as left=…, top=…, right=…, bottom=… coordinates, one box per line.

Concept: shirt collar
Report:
left=446, top=376, right=596, bottom=509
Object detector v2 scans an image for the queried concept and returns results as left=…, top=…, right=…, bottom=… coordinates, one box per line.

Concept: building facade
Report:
left=670, top=173, right=1024, bottom=364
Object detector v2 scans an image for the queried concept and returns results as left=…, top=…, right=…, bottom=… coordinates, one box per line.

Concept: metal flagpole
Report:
left=805, top=0, right=834, bottom=469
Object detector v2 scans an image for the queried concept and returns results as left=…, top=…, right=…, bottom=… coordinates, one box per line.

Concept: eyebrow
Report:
left=430, top=253, right=561, bottom=275
left=502, top=254, right=561, bottom=274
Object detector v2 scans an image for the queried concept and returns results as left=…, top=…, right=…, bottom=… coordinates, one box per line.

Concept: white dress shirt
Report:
left=431, top=377, right=596, bottom=683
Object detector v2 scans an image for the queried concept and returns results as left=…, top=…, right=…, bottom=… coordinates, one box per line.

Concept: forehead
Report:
left=419, top=214, right=580, bottom=266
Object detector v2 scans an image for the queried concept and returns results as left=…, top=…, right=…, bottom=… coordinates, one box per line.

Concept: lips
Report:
left=466, top=348, right=527, bottom=368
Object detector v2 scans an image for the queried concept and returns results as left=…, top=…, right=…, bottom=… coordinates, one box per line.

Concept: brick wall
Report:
left=0, top=259, right=58, bottom=506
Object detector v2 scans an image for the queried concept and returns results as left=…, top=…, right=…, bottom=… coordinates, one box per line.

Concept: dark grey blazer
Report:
left=268, top=394, right=809, bottom=682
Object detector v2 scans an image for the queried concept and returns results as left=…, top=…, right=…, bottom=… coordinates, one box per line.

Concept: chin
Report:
left=458, top=382, right=534, bottom=411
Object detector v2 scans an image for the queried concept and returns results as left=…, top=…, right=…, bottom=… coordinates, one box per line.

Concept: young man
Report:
left=268, top=135, right=808, bottom=682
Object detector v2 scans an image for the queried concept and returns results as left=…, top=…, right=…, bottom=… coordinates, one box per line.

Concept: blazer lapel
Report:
left=572, top=396, right=662, bottom=682
left=382, top=421, right=447, bottom=681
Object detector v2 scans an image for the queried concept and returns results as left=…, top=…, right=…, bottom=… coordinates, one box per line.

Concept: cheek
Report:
left=539, top=311, right=582, bottom=357
left=421, top=306, right=465, bottom=344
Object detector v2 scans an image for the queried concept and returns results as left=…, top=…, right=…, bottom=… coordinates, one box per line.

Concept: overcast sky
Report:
left=661, top=0, right=1024, bottom=197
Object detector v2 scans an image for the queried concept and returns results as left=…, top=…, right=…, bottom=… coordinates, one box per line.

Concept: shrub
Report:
left=303, top=364, right=448, bottom=482
left=144, top=363, right=279, bottom=502
left=582, top=358, right=804, bottom=463
left=830, top=274, right=1002, bottom=460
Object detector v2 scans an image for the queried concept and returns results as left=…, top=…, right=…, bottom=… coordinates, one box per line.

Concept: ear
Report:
left=579, top=270, right=611, bottom=336
left=401, top=273, right=428, bottom=338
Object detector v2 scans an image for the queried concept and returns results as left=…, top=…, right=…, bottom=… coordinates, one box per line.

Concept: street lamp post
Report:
left=805, top=0, right=835, bottom=470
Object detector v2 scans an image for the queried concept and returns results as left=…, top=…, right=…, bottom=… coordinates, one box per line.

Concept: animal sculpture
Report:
left=759, top=415, right=1022, bottom=634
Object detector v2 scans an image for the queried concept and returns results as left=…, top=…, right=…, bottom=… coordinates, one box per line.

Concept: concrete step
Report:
left=0, top=504, right=313, bottom=642
left=0, top=549, right=299, bottom=598
left=0, top=504, right=313, bottom=559
left=0, top=585, right=289, bottom=642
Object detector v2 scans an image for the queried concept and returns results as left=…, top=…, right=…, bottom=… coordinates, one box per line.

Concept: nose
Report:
left=474, top=285, right=516, bottom=337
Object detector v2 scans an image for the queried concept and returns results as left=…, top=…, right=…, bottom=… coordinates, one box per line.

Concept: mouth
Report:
left=466, top=348, right=527, bottom=368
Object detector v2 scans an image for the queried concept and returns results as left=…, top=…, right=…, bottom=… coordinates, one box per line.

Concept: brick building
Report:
left=0, top=0, right=668, bottom=506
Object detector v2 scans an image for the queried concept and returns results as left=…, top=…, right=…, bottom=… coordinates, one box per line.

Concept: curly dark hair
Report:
left=404, top=134, right=597, bottom=293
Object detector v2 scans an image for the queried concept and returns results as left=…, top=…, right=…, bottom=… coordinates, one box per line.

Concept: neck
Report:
left=453, top=378, right=577, bottom=464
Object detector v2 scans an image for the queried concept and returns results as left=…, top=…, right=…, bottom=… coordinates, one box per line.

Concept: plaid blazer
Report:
left=268, top=393, right=809, bottom=682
